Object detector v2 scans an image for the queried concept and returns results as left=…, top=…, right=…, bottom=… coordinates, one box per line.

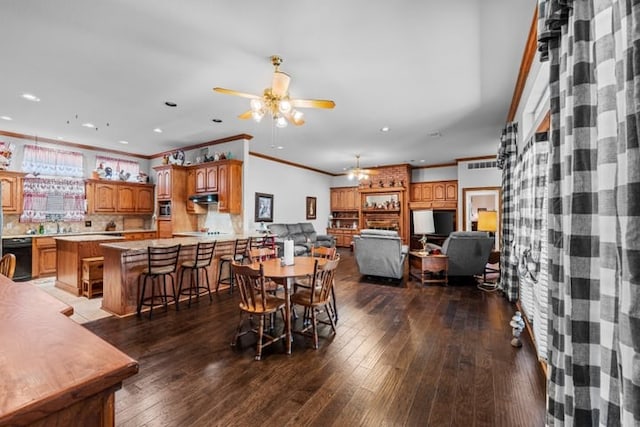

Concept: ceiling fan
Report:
left=213, top=55, right=335, bottom=128
left=347, top=155, right=379, bottom=181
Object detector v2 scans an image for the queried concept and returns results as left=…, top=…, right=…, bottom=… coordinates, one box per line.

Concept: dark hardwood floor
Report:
left=85, top=249, right=546, bottom=427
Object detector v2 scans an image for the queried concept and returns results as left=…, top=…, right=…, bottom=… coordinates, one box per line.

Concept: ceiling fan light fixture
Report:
left=251, top=111, right=264, bottom=122
left=271, top=71, right=291, bottom=97
left=278, top=99, right=292, bottom=114
left=292, top=110, right=304, bottom=122
left=250, top=98, right=264, bottom=112
left=275, top=115, right=288, bottom=128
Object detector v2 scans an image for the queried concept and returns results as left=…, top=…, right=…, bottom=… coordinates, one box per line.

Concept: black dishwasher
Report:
left=2, top=237, right=33, bottom=281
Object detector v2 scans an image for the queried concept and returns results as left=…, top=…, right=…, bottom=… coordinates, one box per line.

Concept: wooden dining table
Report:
left=247, top=256, right=326, bottom=354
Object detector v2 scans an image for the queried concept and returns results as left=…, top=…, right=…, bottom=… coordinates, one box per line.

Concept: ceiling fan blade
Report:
left=284, top=111, right=305, bottom=126
left=238, top=110, right=253, bottom=120
left=213, top=87, right=260, bottom=99
left=271, top=71, right=291, bottom=98
left=290, top=98, right=336, bottom=109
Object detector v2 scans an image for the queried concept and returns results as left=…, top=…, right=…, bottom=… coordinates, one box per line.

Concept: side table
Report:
left=409, top=251, right=448, bottom=285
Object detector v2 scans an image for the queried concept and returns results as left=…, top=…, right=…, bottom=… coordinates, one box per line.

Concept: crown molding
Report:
left=507, top=5, right=539, bottom=122
left=249, top=151, right=334, bottom=176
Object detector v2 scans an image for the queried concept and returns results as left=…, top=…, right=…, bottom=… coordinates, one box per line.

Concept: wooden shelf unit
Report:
left=359, top=187, right=409, bottom=243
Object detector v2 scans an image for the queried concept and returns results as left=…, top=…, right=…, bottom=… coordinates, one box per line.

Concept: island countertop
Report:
left=100, top=233, right=268, bottom=254
left=0, top=275, right=138, bottom=425
left=54, top=234, right=126, bottom=242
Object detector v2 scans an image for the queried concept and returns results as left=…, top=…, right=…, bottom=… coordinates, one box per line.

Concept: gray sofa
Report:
left=429, top=231, right=494, bottom=277
left=353, top=229, right=409, bottom=280
left=267, top=223, right=336, bottom=256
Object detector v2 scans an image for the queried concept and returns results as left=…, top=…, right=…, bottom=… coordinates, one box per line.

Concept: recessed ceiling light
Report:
left=81, top=123, right=95, bottom=128
left=153, top=128, right=163, bottom=133
left=277, top=146, right=284, bottom=150
left=118, top=140, right=129, bottom=145
left=211, top=119, right=222, bottom=123
left=21, top=93, right=40, bottom=102
left=165, top=101, right=177, bottom=107
left=380, top=126, right=390, bottom=132
left=0, top=116, right=13, bottom=121
left=57, top=136, right=64, bottom=140
left=420, top=160, right=426, bottom=163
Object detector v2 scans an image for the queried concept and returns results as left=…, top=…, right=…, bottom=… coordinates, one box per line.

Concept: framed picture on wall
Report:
left=255, top=193, right=274, bottom=222
left=306, top=196, right=317, bottom=220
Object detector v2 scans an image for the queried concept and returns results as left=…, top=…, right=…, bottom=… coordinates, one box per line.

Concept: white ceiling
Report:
left=0, top=1, right=534, bottom=175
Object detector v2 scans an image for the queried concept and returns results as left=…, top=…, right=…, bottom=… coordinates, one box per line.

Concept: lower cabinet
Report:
left=328, top=228, right=359, bottom=248
left=32, top=237, right=57, bottom=278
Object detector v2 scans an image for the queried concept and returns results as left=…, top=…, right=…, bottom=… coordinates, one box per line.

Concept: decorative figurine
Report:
left=510, top=311, right=525, bottom=347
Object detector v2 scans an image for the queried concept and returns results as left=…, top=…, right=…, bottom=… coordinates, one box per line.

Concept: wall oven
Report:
left=2, top=237, right=33, bottom=281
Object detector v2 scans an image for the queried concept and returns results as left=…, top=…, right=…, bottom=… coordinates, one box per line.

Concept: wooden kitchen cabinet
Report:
left=409, top=180, right=457, bottom=209
left=156, top=168, right=172, bottom=200
left=330, top=186, right=359, bottom=211
left=186, top=169, right=205, bottom=215
left=86, top=180, right=155, bottom=214
left=152, top=165, right=196, bottom=236
left=123, top=231, right=157, bottom=240
left=92, top=182, right=117, bottom=213
left=0, top=171, right=25, bottom=214
left=195, top=165, right=218, bottom=193
left=32, top=237, right=57, bottom=278
left=216, top=160, right=242, bottom=214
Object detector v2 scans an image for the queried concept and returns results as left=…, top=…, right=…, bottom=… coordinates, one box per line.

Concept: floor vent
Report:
left=467, top=160, right=497, bottom=170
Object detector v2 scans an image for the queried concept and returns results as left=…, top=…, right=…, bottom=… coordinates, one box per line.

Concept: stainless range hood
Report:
left=188, top=193, right=218, bottom=204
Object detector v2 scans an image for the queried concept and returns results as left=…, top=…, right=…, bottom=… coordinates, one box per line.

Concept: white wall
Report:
left=412, top=165, right=458, bottom=182
left=244, top=154, right=333, bottom=234
left=456, top=161, right=501, bottom=229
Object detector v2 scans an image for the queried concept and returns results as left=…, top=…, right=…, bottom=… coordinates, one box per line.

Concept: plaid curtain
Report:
left=497, top=122, right=519, bottom=301
left=539, top=0, right=640, bottom=425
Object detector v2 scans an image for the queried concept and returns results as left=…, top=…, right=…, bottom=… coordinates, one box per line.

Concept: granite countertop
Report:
left=101, top=233, right=268, bottom=254
left=53, top=234, right=127, bottom=242
left=2, top=229, right=155, bottom=240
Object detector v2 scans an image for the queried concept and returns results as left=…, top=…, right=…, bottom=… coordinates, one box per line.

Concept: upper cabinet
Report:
left=195, top=165, right=218, bottom=193
left=86, top=180, right=155, bottom=214
left=216, top=160, right=242, bottom=214
left=330, top=187, right=359, bottom=211
left=0, top=171, right=25, bottom=214
left=410, top=180, right=457, bottom=209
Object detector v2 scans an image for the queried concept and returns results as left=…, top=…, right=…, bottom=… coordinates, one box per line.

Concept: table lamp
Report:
left=477, top=210, right=498, bottom=246
left=413, top=210, right=435, bottom=253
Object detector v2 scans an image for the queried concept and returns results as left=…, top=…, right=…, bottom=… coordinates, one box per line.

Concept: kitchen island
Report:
left=100, top=234, right=262, bottom=317
left=55, top=234, right=126, bottom=296
left=0, top=274, right=138, bottom=425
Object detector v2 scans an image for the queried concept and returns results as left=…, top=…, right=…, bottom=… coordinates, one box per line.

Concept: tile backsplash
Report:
left=2, top=214, right=154, bottom=236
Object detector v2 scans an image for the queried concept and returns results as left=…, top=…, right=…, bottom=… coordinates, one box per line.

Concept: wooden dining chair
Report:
left=231, top=262, right=286, bottom=360
left=290, top=257, right=340, bottom=349
left=0, top=253, right=16, bottom=279
left=247, top=247, right=282, bottom=294
left=295, top=246, right=340, bottom=322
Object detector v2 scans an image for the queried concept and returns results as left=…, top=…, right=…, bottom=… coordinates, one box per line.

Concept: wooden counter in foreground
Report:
left=0, top=275, right=138, bottom=426
left=100, top=234, right=261, bottom=317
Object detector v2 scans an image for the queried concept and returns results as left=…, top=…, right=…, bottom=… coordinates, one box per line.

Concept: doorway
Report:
left=462, top=187, right=501, bottom=249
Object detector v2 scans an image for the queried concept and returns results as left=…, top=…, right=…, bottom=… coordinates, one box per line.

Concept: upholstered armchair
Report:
left=432, top=231, right=494, bottom=277
left=353, top=229, right=409, bottom=280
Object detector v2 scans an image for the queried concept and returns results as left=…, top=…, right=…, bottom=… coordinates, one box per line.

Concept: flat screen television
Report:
left=432, top=210, right=455, bottom=236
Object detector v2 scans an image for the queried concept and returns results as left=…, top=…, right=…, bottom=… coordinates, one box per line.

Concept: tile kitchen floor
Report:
left=27, top=277, right=112, bottom=324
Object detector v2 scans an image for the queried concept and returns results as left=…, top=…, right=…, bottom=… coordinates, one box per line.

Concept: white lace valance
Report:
left=20, top=177, right=85, bottom=223
left=22, top=144, right=84, bottom=177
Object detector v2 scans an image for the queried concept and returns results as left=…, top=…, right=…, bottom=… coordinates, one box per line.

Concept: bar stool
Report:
left=216, top=238, right=249, bottom=294
left=137, top=244, right=181, bottom=318
left=177, top=241, right=216, bottom=307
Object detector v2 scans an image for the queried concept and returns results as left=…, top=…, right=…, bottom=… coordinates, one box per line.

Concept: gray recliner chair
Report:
left=432, top=231, right=494, bottom=277
left=353, top=229, right=409, bottom=280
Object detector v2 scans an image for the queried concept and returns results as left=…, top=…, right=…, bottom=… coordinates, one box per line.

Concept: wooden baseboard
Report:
left=515, top=301, right=548, bottom=381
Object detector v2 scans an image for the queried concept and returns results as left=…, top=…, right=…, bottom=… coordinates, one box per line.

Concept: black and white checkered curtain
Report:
left=539, top=0, right=640, bottom=425
left=497, top=122, right=519, bottom=301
